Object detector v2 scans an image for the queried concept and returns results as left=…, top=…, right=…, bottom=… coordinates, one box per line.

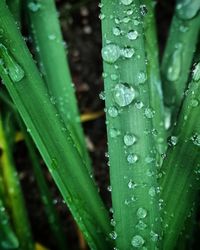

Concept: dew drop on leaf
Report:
left=113, top=83, right=136, bottom=107
left=131, top=235, right=145, bottom=248
left=101, top=44, right=120, bottom=64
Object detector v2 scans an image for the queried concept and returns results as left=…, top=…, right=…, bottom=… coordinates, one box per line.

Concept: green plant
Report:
left=0, top=0, right=200, bottom=249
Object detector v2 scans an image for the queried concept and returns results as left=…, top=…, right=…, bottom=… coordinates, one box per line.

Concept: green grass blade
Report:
left=101, top=1, right=161, bottom=249
left=142, top=0, right=166, bottom=158
left=161, top=0, right=200, bottom=126
left=160, top=61, right=200, bottom=250
left=0, top=196, right=19, bottom=249
left=0, top=114, right=34, bottom=250
left=25, top=0, right=92, bottom=172
left=0, top=2, right=112, bottom=249
left=18, top=118, right=68, bottom=250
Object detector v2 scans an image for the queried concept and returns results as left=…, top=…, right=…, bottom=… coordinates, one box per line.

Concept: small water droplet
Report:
left=191, top=134, right=200, bottom=146
left=136, top=220, right=147, bottom=230
left=113, top=83, right=136, bottom=107
left=113, top=27, right=121, bottom=36
left=149, top=187, right=156, bottom=197
left=144, top=107, right=155, bottom=119
left=137, top=207, right=147, bottom=219
left=131, top=235, right=145, bottom=248
left=109, top=231, right=118, bottom=240
left=102, top=44, right=120, bottom=64
left=127, top=30, right=138, bottom=40
left=192, top=62, right=200, bottom=82
left=121, top=47, right=135, bottom=58
left=108, top=106, right=119, bottom=117
left=28, top=2, right=41, bottom=12
left=140, top=5, right=148, bottom=16
left=135, top=101, right=144, bottom=109
left=138, top=71, right=147, bottom=84
left=127, top=153, right=138, bottom=164
left=168, top=136, right=178, bottom=146
left=124, top=133, right=137, bottom=146
left=110, top=128, right=120, bottom=138
left=166, top=45, right=182, bottom=82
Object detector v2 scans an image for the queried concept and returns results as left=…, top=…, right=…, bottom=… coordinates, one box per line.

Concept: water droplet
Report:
left=48, top=34, right=56, bottom=40
left=111, top=73, right=118, bottom=81
left=127, top=154, right=138, bottom=164
left=137, top=207, right=147, bottom=219
left=109, top=231, right=118, bottom=240
left=127, top=30, right=138, bottom=40
left=113, top=27, right=121, bottom=36
left=192, top=62, right=200, bottom=82
left=191, top=134, right=200, bottom=146
left=121, top=0, right=133, bottom=6
left=28, top=2, right=41, bottom=12
left=121, top=47, right=135, bottom=58
left=149, top=187, right=156, bottom=197
left=108, top=106, right=119, bottom=117
left=110, top=128, right=120, bottom=138
left=166, top=45, right=182, bottom=82
left=99, top=91, right=105, bottom=100
left=135, top=101, right=144, bottom=109
left=102, top=44, right=120, bottom=64
left=190, top=99, right=199, bottom=107
left=124, top=133, right=137, bottom=146
left=0, top=44, right=25, bottom=82
left=168, top=136, right=178, bottom=146
left=140, top=5, right=148, bottom=16
left=113, top=83, right=136, bottom=107
left=128, top=179, right=137, bottom=189
left=144, top=107, right=155, bottom=119
left=131, top=235, right=145, bottom=248
left=136, top=220, right=147, bottom=230
left=150, top=231, right=159, bottom=242
left=138, top=71, right=147, bottom=84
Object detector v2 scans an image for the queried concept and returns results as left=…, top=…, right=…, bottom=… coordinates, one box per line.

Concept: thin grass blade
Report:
left=160, top=61, right=200, bottom=249
left=101, top=1, right=161, bottom=249
left=161, top=0, right=200, bottom=126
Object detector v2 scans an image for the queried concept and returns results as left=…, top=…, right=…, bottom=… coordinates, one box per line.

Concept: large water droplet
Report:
left=131, top=235, right=145, bottom=248
left=124, top=133, right=137, bottom=146
left=102, top=44, right=120, bottom=64
left=113, top=83, right=136, bottom=107
left=166, top=45, right=182, bottom=82
left=0, top=44, right=25, bottom=82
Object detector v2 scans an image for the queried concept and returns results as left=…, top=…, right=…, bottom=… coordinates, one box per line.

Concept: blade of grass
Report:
left=0, top=196, right=19, bottom=249
left=18, top=118, right=68, bottom=250
left=160, top=61, right=200, bottom=250
left=141, top=0, right=166, bottom=159
left=101, top=1, right=161, bottom=249
left=25, top=0, right=92, bottom=172
left=0, top=2, right=112, bottom=249
left=0, top=113, right=34, bottom=250
left=161, top=0, right=200, bottom=126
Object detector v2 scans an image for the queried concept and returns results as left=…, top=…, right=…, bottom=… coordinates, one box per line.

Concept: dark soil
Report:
left=9, top=0, right=186, bottom=249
